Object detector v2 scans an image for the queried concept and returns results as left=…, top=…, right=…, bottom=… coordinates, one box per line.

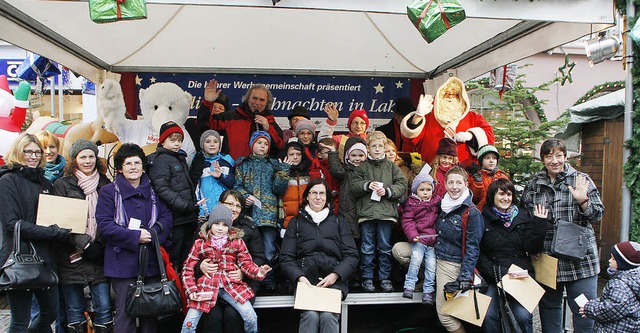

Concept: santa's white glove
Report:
left=415, top=94, right=434, bottom=117
left=454, top=131, right=473, bottom=142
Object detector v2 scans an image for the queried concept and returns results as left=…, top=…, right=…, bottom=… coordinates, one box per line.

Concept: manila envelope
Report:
left=36, top=194, right=89, bottom=234
left=532, top=253, right=558, bottom=290
left=293, top=282, right=342, bottom=314
left=441, top=289, right=491, bottom=327
left=500, top=264, right=546, bottom=313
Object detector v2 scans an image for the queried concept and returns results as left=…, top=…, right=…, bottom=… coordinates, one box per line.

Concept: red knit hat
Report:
left=436, top=138, right=457, bottom=157
left=611, top=241, right=640, bottom=270
left=158, top=121, right=184, bottom=144
left=348, top=109, right=369, bottom=130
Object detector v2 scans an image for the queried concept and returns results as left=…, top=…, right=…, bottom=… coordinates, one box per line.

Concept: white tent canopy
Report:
left=0, top=0, right=614, bottom=84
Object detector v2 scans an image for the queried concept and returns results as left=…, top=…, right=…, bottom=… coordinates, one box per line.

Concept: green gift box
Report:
left=89, top=0, right=147, bottom=24
left=407, top=0, right=466, bottom=43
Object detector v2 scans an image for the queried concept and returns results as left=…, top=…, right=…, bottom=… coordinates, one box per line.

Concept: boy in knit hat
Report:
left=234, top=130, right=291, bottom=290
left=580, top=241, right=640, bottom=332
left=148, top=121, right=199, bottom=271
left=283, top=105, right=311, bottom=143
left=429, top=137, right=459, bottom=197
left=189, top=129, right=236, bottom=220
left=401, top=164, right=442, bottom=304
left=467, top=144, right=509, bottom=210
left=181, top=204, right=271, bottom=333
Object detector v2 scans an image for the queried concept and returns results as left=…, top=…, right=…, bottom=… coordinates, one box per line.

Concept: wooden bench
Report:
left=254, top=292, right=424, bottom=332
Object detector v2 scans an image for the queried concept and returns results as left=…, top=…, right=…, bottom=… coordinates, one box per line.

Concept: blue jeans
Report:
left=30, top=292, right=65, bottom=333
left=182, top=289, right=258, bottom=333
left=539, top=275, right=597, bottom=333
left=259, top=226, right=277, bottom=263
left=60, top=282, right=112, bottom=326
left=482, top=283, right=533, bottom=333
left=9, top=287, right=59, bottom=333
left=359, top=220, right=393, bottom=280
left=403, top=242, right=436, bottom=293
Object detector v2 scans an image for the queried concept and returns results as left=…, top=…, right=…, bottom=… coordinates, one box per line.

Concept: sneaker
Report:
left=362, top=279, right=376, bottom=293
left=402, top=289, right=414, bottom=299
left=380, top=279, right=394, bottom=293
left=422, top=292, right=435, bottom=305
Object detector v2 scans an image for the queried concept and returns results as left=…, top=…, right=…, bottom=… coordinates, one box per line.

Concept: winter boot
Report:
left=67, top=321, right=88, bottom=333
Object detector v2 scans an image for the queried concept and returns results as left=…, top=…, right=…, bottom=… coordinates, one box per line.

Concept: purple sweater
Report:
left=401, top=194, right=441, bottom=246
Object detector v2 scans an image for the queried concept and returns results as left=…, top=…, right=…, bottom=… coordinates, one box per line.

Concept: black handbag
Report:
left=0, top=221, right=59, bottom=291
left=494, top=266, right=523, bottom=333
left=125, top=229, right=181, bottom=318
left=551, top=220, right=589, bottom=261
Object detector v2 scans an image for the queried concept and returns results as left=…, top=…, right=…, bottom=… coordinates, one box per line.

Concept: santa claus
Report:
left=400, top=77, right=494, bottom=167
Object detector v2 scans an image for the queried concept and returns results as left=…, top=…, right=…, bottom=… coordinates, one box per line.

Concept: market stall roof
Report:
left=556, top=88, right=625, bottom=140
left=0, top=0, right=615, bottom=82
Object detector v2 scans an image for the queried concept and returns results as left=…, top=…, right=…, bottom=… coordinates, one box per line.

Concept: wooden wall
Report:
left=580, top=117, right=624, bottom=261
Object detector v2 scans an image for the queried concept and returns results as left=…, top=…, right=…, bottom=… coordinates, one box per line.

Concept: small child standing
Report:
left=430, top=138, right=459, bottom=197
left=401, top=164, right=441, bottom=304
left=189, top=130, right=235, bottom=219
left=148, top=121, right=199, bottom=270
left=351, top=131, right=408, bottom=293
left=580, top=241, right=640, bottom=333
left=181, top=205, right=271, bottom=333
left=278, top=141, right=310, bottom=236
left=468, top=144, right=509, bottom=210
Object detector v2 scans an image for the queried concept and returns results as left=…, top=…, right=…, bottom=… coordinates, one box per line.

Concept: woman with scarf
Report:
left=35, top=130, right=66, bottom=183
left=476, top=179, right=551, bottom=333
left=96, top=143, right=173, bottom=333
left=0, top=133, right=81, bottom=333
left=52, top=140, right=113, bottom=333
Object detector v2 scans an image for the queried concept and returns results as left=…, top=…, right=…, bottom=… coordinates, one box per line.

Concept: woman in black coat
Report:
left=477, top=178, right=551, bottom=333
left=52, top=140, right=112, bottom=333
left=0, top=134, right=81, bottom=333
left=280, top=178, right=359, bottom=333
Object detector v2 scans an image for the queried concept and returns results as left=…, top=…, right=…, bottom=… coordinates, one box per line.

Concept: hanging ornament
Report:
left=489, top=64, right=517, bottom=100
left=558, top=54, right=576, bottom=86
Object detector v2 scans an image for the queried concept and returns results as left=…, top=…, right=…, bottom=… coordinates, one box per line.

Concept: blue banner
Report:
left=136, top=73, right=411, bottom=124
left=0, top=59, right=26, bottom=86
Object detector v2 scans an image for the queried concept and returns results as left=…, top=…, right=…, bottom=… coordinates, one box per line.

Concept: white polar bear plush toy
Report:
left=101, top=79, right=196, bottom=163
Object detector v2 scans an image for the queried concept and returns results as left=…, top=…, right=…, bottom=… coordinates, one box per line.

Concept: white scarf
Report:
left=305, top=206, right=330, bottom=225
left=440, top=191, right=470, bottom=214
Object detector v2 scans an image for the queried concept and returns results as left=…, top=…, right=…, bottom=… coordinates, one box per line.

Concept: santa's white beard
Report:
left=437, top=98, right=465, bottom=125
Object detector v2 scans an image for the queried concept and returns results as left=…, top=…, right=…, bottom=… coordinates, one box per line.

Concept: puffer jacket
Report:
left=434, top=191, right=484, bottom=281
left=190, top=151, right=235, bottom=216
left=350, top=157, right=407, bottom=223
left=468, top=168, right=509, bottom=210
left=182, top=228, right=263, bottom=313
left=234, top=154, right=290, bottom=228
left=53, top=173, right=111, bottom=285
left=280, top=208, right=359, bottom=299
left=148, top=146, right=198, bottom=226
left=476, top=205, right=551, bottom=283
left=279, top=161, right=310, bottom=229
left=0, top=165, right=69, bottom=274
left=583, top=267, right=640, bottom=333
left=401, top=194, right=442, bottom=247
left=327, top=150, right=360, bottom=238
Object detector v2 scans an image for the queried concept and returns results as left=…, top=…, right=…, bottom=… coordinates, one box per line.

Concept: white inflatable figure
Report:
left=100, top=80, right=196, bottom=162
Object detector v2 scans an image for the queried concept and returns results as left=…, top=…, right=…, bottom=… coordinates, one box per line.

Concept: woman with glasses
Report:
left=0, top=133, right=79, bottom=332
left=280, top=178, right=359, bottom=333
left=95, top=143, right=173, bottom=333
left=196, top=189, right=266, bottom=333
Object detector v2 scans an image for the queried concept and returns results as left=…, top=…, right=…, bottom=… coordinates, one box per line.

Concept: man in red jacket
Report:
left=200, top=79, right=284, bottom=161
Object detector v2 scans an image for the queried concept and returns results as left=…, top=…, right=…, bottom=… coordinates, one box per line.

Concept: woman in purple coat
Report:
left=96, top=143, right=173, bottom=333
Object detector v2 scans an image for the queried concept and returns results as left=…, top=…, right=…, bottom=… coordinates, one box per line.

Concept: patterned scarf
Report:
left=74, top=169, right=100, bottom=240
left=210, top=234, right=229, bottom=251
left=43, top=155, right=66, bottom=183
left=492, top=205, right=518, bottom=228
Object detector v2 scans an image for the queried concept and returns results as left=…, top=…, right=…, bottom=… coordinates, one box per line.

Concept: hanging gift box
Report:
left=489, top=64, right=517, bottom=99
left=407, top=0, right=466, bottom=43
left=16, top=54, right=61, bottom=81
left=89, top=0, right=147, bottom=24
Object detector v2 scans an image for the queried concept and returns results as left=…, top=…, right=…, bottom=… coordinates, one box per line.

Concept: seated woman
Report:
left=476, top=178, right=551, bottom=333
left=280, top=178, right=359, bottom=333
left=95, top=143, right=172, bottom=333
left=53, top=140, right=113, bottom=333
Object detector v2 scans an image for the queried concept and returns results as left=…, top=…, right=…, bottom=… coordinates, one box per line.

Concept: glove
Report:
left=71, top=234, right=92, bottom=251
left=49, top=224, right=72, bottom=242
left=409, top=152, right=423, bottom=167
left=443, top=280, right=460, bottom=294
left=458, top=279, right=472, bottom=293
left=14, top=81, right=30, bottom=102
left=415, top=94, right=434, bottom=117
left=453, top=131, right=473, bottom=143
left=466, top=162, right=480, bottom=175
left=473, top=173, right=483, bottom=183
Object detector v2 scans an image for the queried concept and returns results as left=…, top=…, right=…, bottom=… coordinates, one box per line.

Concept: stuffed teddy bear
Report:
left=101, top=79, right=196, bottom=162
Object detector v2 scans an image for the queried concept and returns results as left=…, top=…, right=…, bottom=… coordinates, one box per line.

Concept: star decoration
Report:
left=135, top=75, right=142, bottom=85
left=150, top=77, right=157, bottom=83
left=395, top=81, right=404, bottom=89
left=373, top=83, right=385, bottom=94
left=558, top=54, right=575, bottom=86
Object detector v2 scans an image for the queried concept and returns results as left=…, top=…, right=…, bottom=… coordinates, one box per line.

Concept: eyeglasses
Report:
left=23, top=150, right=43, bottom=157
left=222, top=201, right=243, bottom=210
left=123, top=161, right=143, bottom=167
left=308, top=191, right=326, bottom=197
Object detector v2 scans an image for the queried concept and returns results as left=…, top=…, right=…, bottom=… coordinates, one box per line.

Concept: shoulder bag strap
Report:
left=136, top=244, right=148, bottom=287
left=13, top=221, right=21, bottom=255
left=149, top=228, right=168, bottom=282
